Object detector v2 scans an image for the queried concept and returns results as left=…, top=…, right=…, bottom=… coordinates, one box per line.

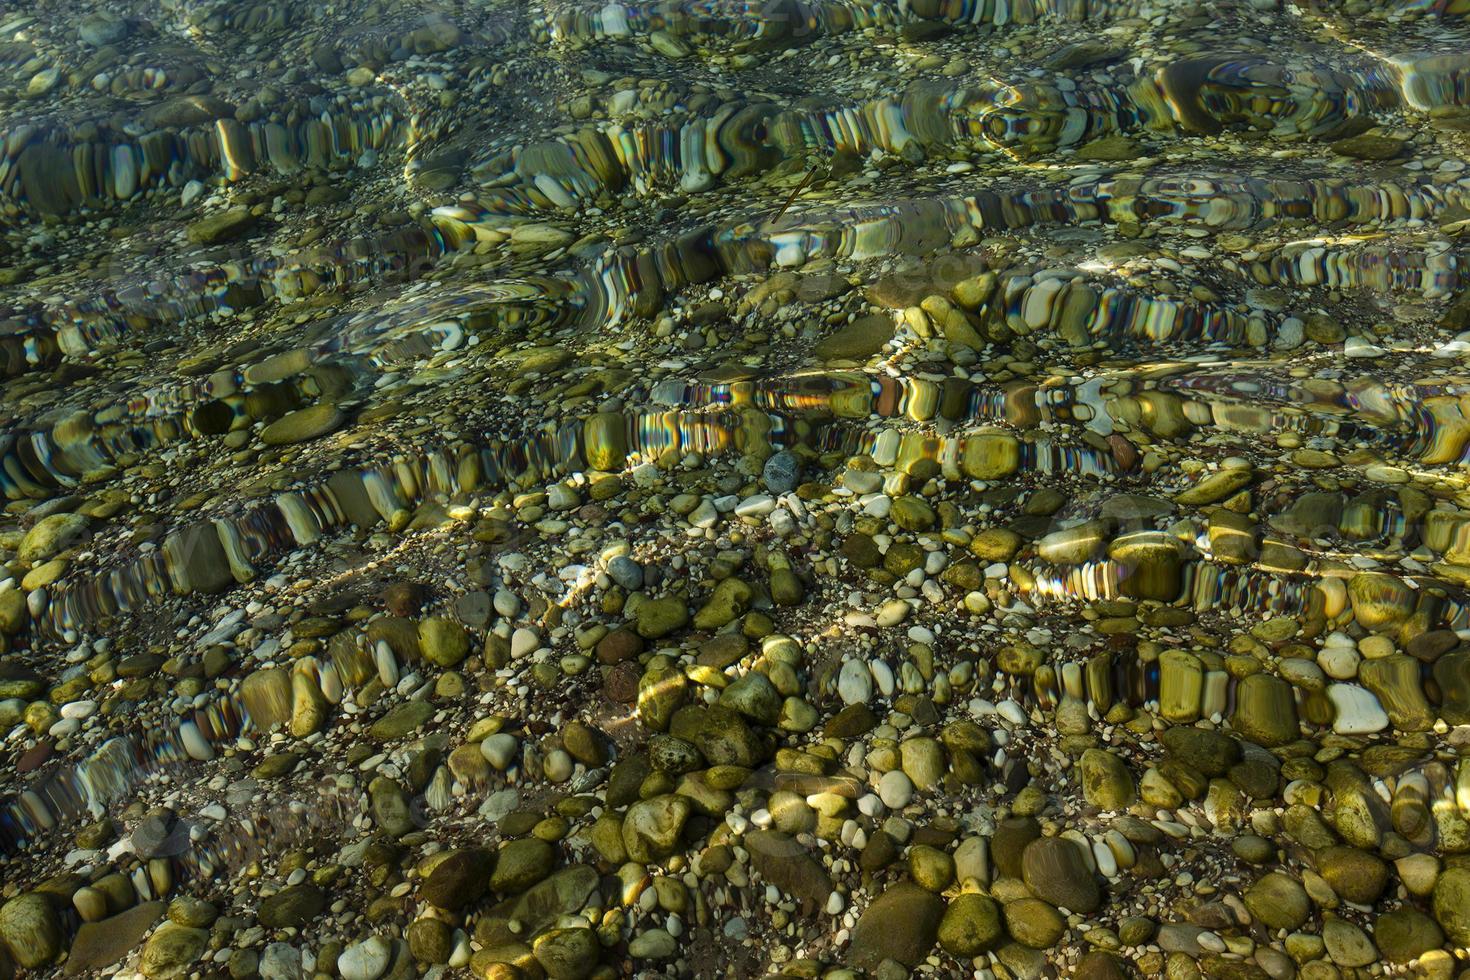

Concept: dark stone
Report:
left=1022, top=836, right=1102, bottom=914
left=761, top=451, right=801, bottom=494
left=825, top=703, right=878, bottom=738
left=257, top=884, right=325, bottom=929
left=65, top=902, right=165, bottom=976
left=990, top=817, right=1041, bottom=879
left=1161, top=726, right=1241, bottom=776
left=1075, top=950, right=1131, bottom=980
left=847, top=881, right=944, bottom=969
left=744, top=830, right=834, bottom=916
left=132, top=810, right=185, bottom=859
left=421, top=848, right=495, bottom=910
left=596, top=628, right=643, bottom=665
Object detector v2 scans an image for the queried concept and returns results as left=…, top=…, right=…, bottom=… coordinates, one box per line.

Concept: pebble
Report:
left=337, top=936, right=391, bottom=980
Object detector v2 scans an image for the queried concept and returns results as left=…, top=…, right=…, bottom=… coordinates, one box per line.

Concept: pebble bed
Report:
left=2, top=0, right=1470, bottom=978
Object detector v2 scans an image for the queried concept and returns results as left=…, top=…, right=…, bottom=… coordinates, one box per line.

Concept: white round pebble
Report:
left=877, top=770, right=913, bottom=809
left=837, top=659, right=873, bottom=706
left=510, top=627, right=541, bottom=659
left=480, top=733, right=519, bottom=770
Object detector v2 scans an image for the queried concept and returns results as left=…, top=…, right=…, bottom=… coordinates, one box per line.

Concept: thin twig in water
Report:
left=772, top=164, right=821, bottom=225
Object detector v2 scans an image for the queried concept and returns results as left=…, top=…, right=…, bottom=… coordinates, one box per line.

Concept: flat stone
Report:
left=0, top=893, right=62, bottom=969
left=187, top=207, right=259, bottom=245
left=65, top=901, right=164, bottom=975
left=369, top=700, right=433, bottom=742
left=257, top=884, right=325, bottom=930
left=1244, top=872, right=1310, bottom=931
left=1022, top=836, right=1101, bottom=913
left=814, top=314, right=894, bottom=360
left=744, top=830, right=834, bottom=916
left=848, top=881, right=944, bottom=968
left=140, top=923, right=209, bottom=979
left=1327, top=684, right=1390, bottom=735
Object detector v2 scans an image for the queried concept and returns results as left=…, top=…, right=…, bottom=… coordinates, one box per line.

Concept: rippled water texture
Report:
left=2, top=0, right=1470, bottom=977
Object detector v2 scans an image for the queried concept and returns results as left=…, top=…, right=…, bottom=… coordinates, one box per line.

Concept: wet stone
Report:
left=1373, top=906, right=1444, bottom=963
left=1022, top=836, right=1101, bottom=913
left=0, top=893, right=62, bottom=969
left=5, top=0, right=1470, bottom=974
left=1004, top=898, right=1066, bottom=949
left=1161, top=727, right=1241, bottom=776
left=187, top=208, right=259, bottom=245
left=65, top=902, right=164, bottom=976
left=848, top=881, right=944, bottom=968
left=257, top=885, right=325, bottom=930
left=744, top=830, right=833, bottom=915
left=1245, top=873, right=1311, bottom=931
left=140, top=924, right=209, bottom=979
left=814, top=315, right=895, bottom=360
left=260, top=404, right=345, bottom=446
left=1231, top=673, right=1299, bottom=747
left=1079, top=748, right=1134, bottom=810
left=938, top=893, right=1003, bottom=956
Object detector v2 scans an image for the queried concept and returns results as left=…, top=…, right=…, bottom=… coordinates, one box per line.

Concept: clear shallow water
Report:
left=0, top=0, right=1469, bottom=976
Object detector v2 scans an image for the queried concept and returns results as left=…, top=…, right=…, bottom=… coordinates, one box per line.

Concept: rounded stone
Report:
left=140, top=923, right=209, bottom=979
left=1314, top=846, right=1388, bottom=905
left=1075, top=951, right=1131, bottom=980
left=260, top=403, right=344, bottom=446
left=761, top=450, right=800, bottom=494
left=0, top=893, right=62, bottom=968
left=938, top=893, right=1002, bottom=956
left=79, top=11, right=130, bottom=45
left=633, top=596, right=689, bottom=639
left=18, top=513, right=89, bottom=565
left=848, top=881, right=944, bottom=968
left=337, top=936, right=392, bottom=980
left=1432, top=866, right=1470, bottom=945
left=257, top=884, right=325, bottom=929
left=418, top=617, right=470, bottom=667
left=909, top=845, right=955, bottom=892
left=900, top=737, right=945, bottom=791
left=1347, top=572, right=1414, bottom=631
left=1004, top=897, right=1065, bottom=949
left=890, top=495, right=936, bottom=531
left=837, top=659, right=874, bottom=706
left=1322, top=916, right=1377, bottom=967
left=1079, top=748, right=1135, bottom=810
left=1374, top=905, right=1444, bottom=963
left=532, top=926, right=599, bottom=979
left=1022, top=836, right=1101, bottom=913
left=491, top=838, right=556, bottom=894
left=421, top=848, right=494, bottom=910
left=407, top=919, right=455, bottom=964
left=878, top=770, right=914, bottom=809
left=1245, top=872, right=1311, bottom=932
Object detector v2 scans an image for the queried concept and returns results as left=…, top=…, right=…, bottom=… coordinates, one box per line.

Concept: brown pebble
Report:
left=604, top=662, right=640, bottom=703
left=17, top=741, right=53, bottom=774
left=1107, top=434, right=1139, bottom=472
left=382, top=582, right=426, bottom=617
left=596, top=627, right=644, bottom=665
